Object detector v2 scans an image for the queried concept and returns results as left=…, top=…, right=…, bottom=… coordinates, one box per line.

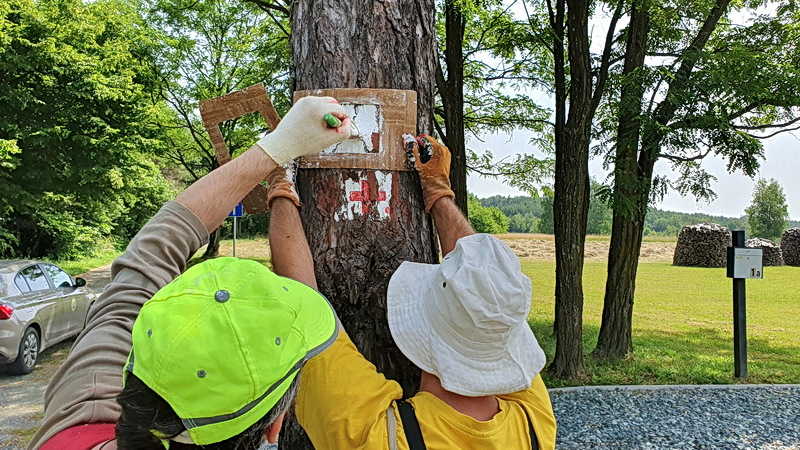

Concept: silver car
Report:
left=0, top=260, right=97, bottom=374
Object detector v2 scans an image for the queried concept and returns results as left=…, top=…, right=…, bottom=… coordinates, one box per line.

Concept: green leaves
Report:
left=142, top=0, right=291, bottom=183
left=0, top=0, right=174, bottom=259
left=467, top=193, right=510, bottom=233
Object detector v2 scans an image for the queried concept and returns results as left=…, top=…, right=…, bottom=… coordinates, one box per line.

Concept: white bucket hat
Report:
left=387, top=234, right=546, bottom=397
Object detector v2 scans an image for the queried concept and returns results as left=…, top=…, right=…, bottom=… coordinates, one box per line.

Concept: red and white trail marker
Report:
left=337, top=171, right=392, bottom=221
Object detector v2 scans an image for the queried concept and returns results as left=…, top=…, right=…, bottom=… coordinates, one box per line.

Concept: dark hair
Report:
left=115, top=372, right=301, bottom=450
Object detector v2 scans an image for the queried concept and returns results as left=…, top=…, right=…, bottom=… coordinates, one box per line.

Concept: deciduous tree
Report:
left=142, top=0, right=290, bottom=257
left=594, top=0, right=800, bottom=359
left=746, top=178, right=789, bottom=242
left=0, top=0, right=173, bottom=259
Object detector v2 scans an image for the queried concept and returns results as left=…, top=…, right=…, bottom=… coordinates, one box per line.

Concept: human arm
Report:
left=268, top=196, right=317, bottom=290
left=403, top=134, right=474, bottom=255
left=430, top=196, right=474, bottom=256
left=264, top=166, right=400, bottom=449
left=29, top=97, right=351, bottom=450
left=175, top=96, right=351, bottom=231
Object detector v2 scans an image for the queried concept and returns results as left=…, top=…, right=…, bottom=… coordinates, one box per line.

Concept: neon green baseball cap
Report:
left=125, top=257, right=338, bottom=445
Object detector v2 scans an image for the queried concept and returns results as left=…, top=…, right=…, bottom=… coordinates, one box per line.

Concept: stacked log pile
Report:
left=745, top=238, right=784, bottom=266
left=781, top=228, right=800, bottom=266
left=673, top=223, right=731, bottom=267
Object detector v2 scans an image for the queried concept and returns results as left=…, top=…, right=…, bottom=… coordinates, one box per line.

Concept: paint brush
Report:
left=324, top=113, right=360, bottom=139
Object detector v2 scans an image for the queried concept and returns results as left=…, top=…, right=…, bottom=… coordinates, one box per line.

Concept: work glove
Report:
left=265, top=161, right=301, bottom=208
left=256, top=96, right=351, bottom=166
left=402, top=133, right=455, bottom=213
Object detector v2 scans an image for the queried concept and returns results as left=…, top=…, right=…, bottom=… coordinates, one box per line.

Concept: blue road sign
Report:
left=228, top=203, right=243, bottom=218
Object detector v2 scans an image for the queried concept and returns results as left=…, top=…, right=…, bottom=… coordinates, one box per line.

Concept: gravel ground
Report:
left=551, top=385, right=800, bottom=449
left=0, top=339, right=74, bottom=450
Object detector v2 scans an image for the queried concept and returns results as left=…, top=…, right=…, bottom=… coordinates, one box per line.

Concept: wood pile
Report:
left=673, top=223, right=731, bottom=267
left=745, top=238, right=784, bottom=266
left=781, top=228, right=800, bottom=266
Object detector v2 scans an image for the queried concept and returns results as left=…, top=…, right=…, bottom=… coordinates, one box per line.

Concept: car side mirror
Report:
left=75, top=277, right=87, bottom=287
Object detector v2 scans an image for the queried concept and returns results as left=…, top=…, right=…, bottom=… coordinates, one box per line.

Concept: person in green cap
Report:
left=28, top=96, right=352, bottom=450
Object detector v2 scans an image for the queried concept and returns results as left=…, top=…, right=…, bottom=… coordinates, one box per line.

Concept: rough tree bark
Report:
left=203, top=228, right=221, bottom=258
left=550, top=0, right=594, bottom=380
left=593, top=0, right=650, bottom=359
left=594, top=0, right=731, bottom=359
left=436, top=0, right=467, bottom=213
left=546, top=0, right=621, bottom=379
left=283, top=0, right=438, bottom=447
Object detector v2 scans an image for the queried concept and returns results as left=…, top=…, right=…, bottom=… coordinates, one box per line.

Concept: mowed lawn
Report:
left=523, top=261, right=800, bottom=387
left=63, top=236, right=799, bottom=388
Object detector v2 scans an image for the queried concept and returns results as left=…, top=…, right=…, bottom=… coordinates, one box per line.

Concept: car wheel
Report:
left=10, top=327, right=39, bottom=375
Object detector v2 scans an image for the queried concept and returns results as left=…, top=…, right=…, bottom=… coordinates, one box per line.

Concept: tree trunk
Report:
left=595, top=211, right=643, bottom=357
left=549, top=0, right=592, bottom=380
left=595, top=0, right=730, bottom=359
left=593, top=0, right=649, bottom=359
left=548, top=0, right=565, bottom=340
left=436, top=0, right=467, bottom=213
left=203, top=227, right=220, bottom=258
left=284, top=0, right=438, bottom=447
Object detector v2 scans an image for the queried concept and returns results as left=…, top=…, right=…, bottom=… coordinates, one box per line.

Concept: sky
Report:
left=467, top=130, right=800, bottom=220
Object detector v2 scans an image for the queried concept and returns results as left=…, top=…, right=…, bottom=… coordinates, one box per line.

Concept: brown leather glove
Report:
left=402, top=133, right=455, bottom=213
left=265, top=163, right=301, bottom=209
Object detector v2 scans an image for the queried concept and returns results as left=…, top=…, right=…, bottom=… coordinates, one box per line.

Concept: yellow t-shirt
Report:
left=297, top=329, right=557, bottom=450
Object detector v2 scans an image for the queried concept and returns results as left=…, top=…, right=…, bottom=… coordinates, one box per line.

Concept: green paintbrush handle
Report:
left=324, top=113, right=342, bottom=128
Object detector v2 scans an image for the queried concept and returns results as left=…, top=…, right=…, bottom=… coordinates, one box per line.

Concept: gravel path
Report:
left=77, top=265, right=112, bottom=292
left=0, top=339, right=74, bottom=449
left=551, top=385, right=800, bottom=449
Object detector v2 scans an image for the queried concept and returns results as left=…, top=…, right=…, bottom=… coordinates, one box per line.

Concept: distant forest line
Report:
left=477, top=194, right=800, bottom=238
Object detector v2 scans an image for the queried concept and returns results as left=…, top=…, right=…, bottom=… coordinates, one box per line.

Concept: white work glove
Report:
left=256, top=96, right=351, bottom=165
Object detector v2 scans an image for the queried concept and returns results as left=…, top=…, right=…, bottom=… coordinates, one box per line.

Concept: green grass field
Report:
left=57, top=235, right=799, bottom=388
left=524, top=261, right=800, bottom=387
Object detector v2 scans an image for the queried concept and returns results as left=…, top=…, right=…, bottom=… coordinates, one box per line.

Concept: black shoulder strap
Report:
left=522, top=407, right=539, bottom=450
left=397, top=400, right=427, bottom=450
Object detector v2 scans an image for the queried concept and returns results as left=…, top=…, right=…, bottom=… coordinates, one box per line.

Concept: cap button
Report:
left=215, top=290, right=230, bottom=303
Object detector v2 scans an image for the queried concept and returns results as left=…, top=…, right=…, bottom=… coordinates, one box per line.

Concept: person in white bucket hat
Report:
left=294, top=134, right=556, bottom=450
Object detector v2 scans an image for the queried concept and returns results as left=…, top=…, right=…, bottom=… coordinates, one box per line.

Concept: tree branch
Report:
left=744, top=124, right=800, bottom=139
left=733, top=116, right=800, bottom=131
left=243, top=0, right=290, bottom=16
left=659, top=147, right=712, bottom=163
left=591, top=0, right=624, bottom=112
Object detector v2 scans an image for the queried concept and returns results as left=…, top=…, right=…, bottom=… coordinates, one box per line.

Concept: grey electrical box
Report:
left=727, top=247, right=763, bottom=279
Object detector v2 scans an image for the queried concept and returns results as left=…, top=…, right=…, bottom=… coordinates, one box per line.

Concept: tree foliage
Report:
left=745, top=178, right=789, bottom=241
left=141, top=0, right=291, bottom=256
left=435, top=0, right=554, bottom=211
left=593, top=0, right=800, bottom=360
left=0, top=0, right=174, bottom=259
left=467, top=193, right=510, bottom=233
